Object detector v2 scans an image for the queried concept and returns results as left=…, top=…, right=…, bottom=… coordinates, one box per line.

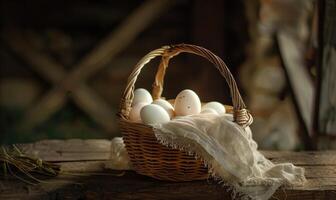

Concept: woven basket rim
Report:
left=118, top=118, right=151, bottom=128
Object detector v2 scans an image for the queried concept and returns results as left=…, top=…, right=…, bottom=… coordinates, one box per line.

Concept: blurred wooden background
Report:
left=1, top=0, right=334, bottom=150
left=0, top=0, right=248, bottom=143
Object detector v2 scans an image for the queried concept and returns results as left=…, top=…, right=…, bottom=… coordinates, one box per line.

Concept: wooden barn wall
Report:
left=0, top=0, right=248, bottom=141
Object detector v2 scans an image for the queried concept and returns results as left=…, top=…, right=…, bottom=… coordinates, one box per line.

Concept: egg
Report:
left=152, top=99, right=175, bottom=119
left=129, top=102, right=148, bottom=122
left=174, top=89, right=201, bottom=116
left=132, top=88, right=153, bottom=106
left=200, top=108, right=218, bottom=115
left=140, top=104, right=170, bottom=125
left=202, top=101, right=226, bottom=115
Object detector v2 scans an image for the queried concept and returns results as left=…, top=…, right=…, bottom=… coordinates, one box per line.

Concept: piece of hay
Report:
left=0, top=145, right=60, bottom=185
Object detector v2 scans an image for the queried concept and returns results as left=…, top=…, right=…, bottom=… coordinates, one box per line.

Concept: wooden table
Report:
left=1, top=139, right=335, bottom=200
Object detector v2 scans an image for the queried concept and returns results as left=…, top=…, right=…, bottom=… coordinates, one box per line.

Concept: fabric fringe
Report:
left=154, top=129, right=252, bottom=200
left=152, top=114, right=306, bottom=200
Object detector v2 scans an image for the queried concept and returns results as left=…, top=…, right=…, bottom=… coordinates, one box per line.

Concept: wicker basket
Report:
left=118, top=44, right=253, bottom=182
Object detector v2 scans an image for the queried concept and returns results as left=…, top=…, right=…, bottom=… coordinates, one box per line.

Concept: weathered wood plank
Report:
left=52, top=160, right=336, bottom=180
left=1, top=171, right=336, bottom=200
left=19, top=139, right=111, bottom=161
left=295, top=178, right=336, bottom=190
left=303, top=166, right=336, bottom=178
left=262, top=150, right=336, bottom=166
left=1, top=139, right=333, bottom=200
left=19, top=140, right=336, bottom=165
left=56, top=160, right=336, bottom=180
left=20, top=139, right=111, bottom=153
left=59, top=161, right=112, bottom=172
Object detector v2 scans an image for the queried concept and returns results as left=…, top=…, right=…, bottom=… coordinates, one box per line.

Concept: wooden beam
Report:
left=17, top=88, right=67, bottom=131
left=2, top=0, right=174, bottom=132
left=2, top=31, right=66, bottom=84
left=4, top=33, right=116, bottom=132
left=3, top=32, right=118, bottom=131
left=277, top=33, right=315, bottom=135
left=61, top=0, right=173, bottom=87
left=315, top=0, right=336, bottom=136
left=71, top=84, right=117, bottom=133
left=276, top=32, right=315, bottom=149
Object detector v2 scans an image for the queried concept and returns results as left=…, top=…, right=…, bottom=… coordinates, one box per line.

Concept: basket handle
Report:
left=119, top=44, right=253, bottom=127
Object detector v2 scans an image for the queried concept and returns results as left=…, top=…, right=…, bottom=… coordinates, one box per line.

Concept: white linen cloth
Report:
left=107, top=137, right=132, bottom=170
left=151, top=113, right=306, bottom=200
left=110, top=113, right=305, bottom=199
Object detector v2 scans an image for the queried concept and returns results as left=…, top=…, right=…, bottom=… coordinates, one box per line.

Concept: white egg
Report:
left=174, top=89, right=201, bottom=116
left=202, top=101, right=226, bottom=115
left=200, top=108, right=218, bottom=115
left=132, top=88, right=153, bottom=106
left=152, top=99, right=175, bottom=119
left=140, top=104, right=170, bottom=125
left=129, top=102, right=148, bottom=122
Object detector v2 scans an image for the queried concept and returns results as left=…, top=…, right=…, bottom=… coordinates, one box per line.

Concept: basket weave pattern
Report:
left=118, top=44, right=253, bottom=181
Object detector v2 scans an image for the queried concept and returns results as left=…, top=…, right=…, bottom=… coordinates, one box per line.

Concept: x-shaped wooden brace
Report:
left=3, top=0, right=172, bottom=133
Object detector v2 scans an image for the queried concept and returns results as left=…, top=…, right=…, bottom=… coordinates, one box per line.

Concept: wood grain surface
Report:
left=1, top=139, right=335, bottom=200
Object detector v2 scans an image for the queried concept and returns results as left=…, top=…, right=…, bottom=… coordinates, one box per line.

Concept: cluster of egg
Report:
left=129, top=88, right=226, bottom=125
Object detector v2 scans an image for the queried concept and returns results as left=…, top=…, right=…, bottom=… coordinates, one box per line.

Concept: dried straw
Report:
left=0, top=145, right=60, bottom=185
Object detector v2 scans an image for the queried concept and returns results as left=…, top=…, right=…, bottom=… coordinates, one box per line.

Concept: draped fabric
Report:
left=152, top=113, right=306, bottom=200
